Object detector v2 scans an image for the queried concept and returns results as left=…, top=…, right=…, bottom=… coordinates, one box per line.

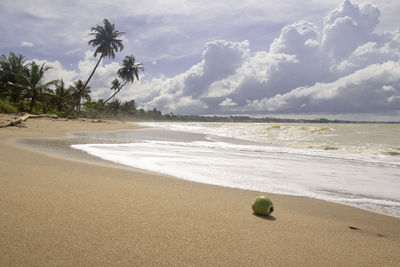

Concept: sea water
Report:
left=71, top=122, right=400, bottom=218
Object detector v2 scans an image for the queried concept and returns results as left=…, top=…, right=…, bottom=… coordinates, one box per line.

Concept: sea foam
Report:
left=71, top=123, right=400, bottom=218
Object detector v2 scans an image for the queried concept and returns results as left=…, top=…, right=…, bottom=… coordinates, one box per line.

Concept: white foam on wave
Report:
left=139, top=122, right=400, bottom=161
left=72, top=138, right=400, bottom=218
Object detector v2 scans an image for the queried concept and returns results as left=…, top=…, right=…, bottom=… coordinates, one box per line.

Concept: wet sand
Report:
left=1, top=115, right=399, bottom=266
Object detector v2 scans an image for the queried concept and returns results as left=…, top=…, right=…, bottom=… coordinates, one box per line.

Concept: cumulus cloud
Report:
left=18, top=0, right=399, bottom=118
left=269, top=21, right=320, bottom=57
left=131, top=40, right=250, bottom=114
left=32, top=59, right=78, bottom=85
left=322, top=0, right=380, bottom=60
left=120, top=0, right=399, bottom=117
left=331, top=30, right=400, bottom=76
left=183, top=40, right=250, bottom=98
left=245, top=61, right=400, bottom=113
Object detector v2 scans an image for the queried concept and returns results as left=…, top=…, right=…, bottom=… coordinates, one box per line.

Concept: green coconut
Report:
left=252, top=196, right=274, bottom=216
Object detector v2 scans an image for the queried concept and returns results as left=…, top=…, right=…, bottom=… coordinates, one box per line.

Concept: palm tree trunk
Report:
left=82, top=55, right=103, bottom=90
left=64, top=56, right=102, bottom=117
left=103, top=80, right=128, bottom=104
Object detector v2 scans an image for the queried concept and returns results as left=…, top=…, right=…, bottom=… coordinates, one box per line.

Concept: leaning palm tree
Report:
left=110, top=78, right=121, bottom=91
left=104, top=55, right=143, bottom=104
left=104, top=78, right=122, bottom=103
left=83, top=19, right=125, bottom=91
left=71, top=79, right=91, bottom=111
left=18, top=61, right=57, bottom=113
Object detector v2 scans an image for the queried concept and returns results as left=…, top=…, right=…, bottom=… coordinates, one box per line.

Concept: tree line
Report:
left=0, top=19, right=153, bottom=120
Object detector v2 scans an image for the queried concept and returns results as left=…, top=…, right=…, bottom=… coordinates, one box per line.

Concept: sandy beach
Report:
left=0, top=115, right=399, bottom=266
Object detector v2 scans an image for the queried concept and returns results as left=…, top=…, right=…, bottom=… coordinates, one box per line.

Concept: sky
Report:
left=1, top=0, right=400, bottom=120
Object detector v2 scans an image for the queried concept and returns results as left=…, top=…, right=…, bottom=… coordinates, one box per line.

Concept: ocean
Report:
left=71, top=122, right=400, bottom=218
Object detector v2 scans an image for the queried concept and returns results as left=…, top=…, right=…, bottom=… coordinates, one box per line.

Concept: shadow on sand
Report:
left=253, top=213, right=277, bottom=221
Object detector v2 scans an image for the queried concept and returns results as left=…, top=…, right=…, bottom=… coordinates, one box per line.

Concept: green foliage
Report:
left=82, top=99, right=105, bottom=119
left=18, top=61, right=57, bottom=113
left=104, top=55, right=143, bottom=104
left=77, top=98, right=168, bottom=121
left=0, top=99, right=17, bottom=113
left=110, top=78, right=121, bottom=91
left=118, top=55, right=143, bottom=83
left=0, top=52, right=28, bottom=103
left=89, top=19, right=124, bottom=60
left=121, top=100, right=137, bottom=115
left=81, top=19, right=125, bottom=93
left=105, top=99, right=121, bottom=116
left=83, top=99, right=137, bottom=120
left=53, top=79, right=73, bottom=114
left=71, top=79, right=91, bottom=111
left=14, top=99, right=29, bottom=112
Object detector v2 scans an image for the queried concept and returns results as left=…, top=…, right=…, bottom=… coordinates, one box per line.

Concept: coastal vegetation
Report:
left=0, top=19, right=148, bottom=120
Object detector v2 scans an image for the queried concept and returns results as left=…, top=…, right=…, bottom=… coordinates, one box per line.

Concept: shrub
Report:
left=0, top=99, right=18, bottom=113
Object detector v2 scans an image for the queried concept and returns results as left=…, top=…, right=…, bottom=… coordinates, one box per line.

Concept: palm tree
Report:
left=121, top=99, right=137, bottom=115
left=110, top=78, right=121, bottom=91
left=0, top=52, right=28, bottom=103
left=71, top=79, right=91, bottom=111
left=18, top=61, right=56, bottom=113
left=83, top=19, right=125, bottom=91
left=53, top=79, right=72, bottom=112
left=118, top=55, right=143, bottom=84
left=104, top=55, right=143, bottom=104
left=106, top=99, right=121, bottom=116
left=105, top=78, right=122, bottom=103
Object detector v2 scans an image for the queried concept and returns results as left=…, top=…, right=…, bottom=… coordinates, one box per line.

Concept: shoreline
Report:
left=15, top=126, right=400, bottom=219
left=1, top=116, right=400, bottom=265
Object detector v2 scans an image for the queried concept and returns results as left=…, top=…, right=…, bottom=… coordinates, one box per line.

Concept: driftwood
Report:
left=0, top=113, right=58, bottom=128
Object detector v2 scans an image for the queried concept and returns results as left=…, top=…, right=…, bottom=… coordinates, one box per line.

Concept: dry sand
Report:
left=0, top=114, right=399, bottom=266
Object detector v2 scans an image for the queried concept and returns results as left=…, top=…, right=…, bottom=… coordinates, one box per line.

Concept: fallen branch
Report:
left=0, top=113, right=58, bottom=128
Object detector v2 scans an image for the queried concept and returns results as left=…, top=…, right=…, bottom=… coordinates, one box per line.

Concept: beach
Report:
left=1, top=115, right=400, bottom=266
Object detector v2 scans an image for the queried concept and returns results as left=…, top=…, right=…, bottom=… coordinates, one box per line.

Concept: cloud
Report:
left=269, top=21, right=320, bottom=57
left=31, top=59, right=78, bottom=85
left=183, top=40, right=250, bottom=98
left=120, top=0, right=400, bottom=116
left=20, top=41, right=34, bottom=47
left=322, top=0, right=380, bottom=60
left=31, top=51, right=121, bottom=101
left=331, top=29, right=400, bottom=76
left=245, top=61, right=400, bottom=113
left=76, top=51, right=121, bottom=100
left=219, top=98, right=237, bottom=107
left=129, top=40, right=250, bottom=113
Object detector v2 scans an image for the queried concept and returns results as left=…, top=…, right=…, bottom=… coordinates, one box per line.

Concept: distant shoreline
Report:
left=155, top=114, right=400, bottom=124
